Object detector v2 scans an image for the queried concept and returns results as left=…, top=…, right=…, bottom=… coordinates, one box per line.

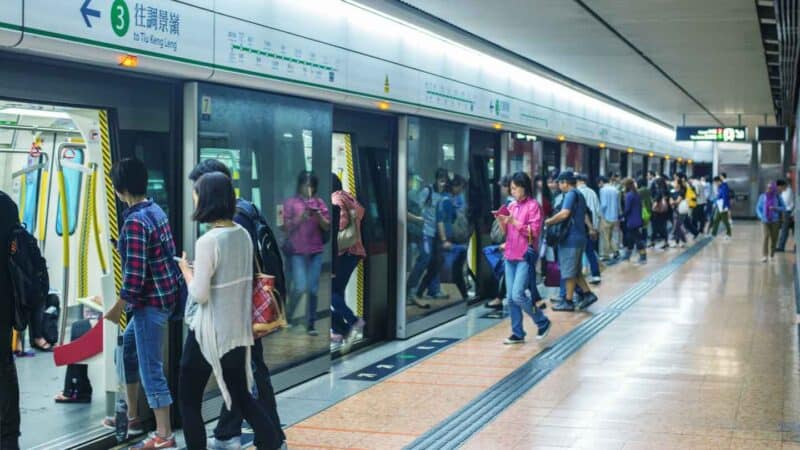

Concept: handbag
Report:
left=677, top=199, right=689, bottom=215
left=490, top=219, right=505, bottom=244
left=337, top=208, right=358, bottom=250
left=252, top=257, right=287, bottom=338
left=641, top=204, right=651, bottom=224
left=544, top=260, right=561, bottom=287
left=653, top=198, right=668, bottom=213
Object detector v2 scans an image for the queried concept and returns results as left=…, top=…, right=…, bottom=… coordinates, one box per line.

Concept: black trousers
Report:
left=214, top=338, right=285, bottom=447
left=650, top=212, right=669, bottom=242
left=691, top=205, right=707, bottom=234
left=180, top=332, right=282, bottom=450
left=0, top=309, right=20, bottom=449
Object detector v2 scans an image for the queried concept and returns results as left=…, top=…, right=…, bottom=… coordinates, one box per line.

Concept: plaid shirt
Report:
left=118, top=200, right=179, bottom=309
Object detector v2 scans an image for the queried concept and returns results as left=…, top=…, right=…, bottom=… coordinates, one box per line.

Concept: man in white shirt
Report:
left=777, top=178, right=794, bottom=252
left=577, top=174, right=602, bottom=284
left=690, top=175, right=708, bottom=234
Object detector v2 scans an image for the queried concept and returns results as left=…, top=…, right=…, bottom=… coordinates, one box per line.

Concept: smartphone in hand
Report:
left=493, top=205, right=510, bottom=217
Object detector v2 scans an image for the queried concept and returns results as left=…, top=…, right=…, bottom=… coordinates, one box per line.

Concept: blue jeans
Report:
left=584, top=239, right=600, bottom=277
left=122, top=306, right=172, bottom=409
left=505, top=259, right=549, bottom=339
left=288, top=253, right=323, bottom=328
left=407, top=235, right=434, bottom=294
left=332, top=253, right=361, bottom=332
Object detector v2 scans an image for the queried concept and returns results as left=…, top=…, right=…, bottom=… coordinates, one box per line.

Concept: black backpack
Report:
left=235, top=200, right=287, bottom=299
left=8, top=224, right=49, bottom=331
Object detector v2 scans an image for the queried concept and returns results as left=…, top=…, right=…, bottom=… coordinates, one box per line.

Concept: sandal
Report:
left=32, top=339, right=53, bottom=352
left=54, top=391, right=92, bottom=404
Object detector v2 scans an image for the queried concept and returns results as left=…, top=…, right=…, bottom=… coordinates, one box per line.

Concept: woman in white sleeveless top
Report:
left=178, top=172, right=277, bottom=450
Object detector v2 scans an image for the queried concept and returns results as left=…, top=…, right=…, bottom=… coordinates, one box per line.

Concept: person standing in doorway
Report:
left=545, top=172, right=599, bottom=312
left=576, top=174, right=601, bottom=284
left=177, top=173, right=283, bottom=450
left=756, top=182, right=786, bottom=262
left=776, top=179, right=794, bottom=252
left=188, top=159, right=286, bottom=450
left=104, top=158, right=179, bottom=449
left=598, top=176, right=620, bottom=260
left=0, top=192, right=21, bottom=450
left=496, top=172, right=551, bottom=344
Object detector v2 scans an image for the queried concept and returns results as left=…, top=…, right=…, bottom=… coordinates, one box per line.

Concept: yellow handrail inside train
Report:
left=37, top=169, right=49, bottom=242
left=90, top=164, right=107, bottom=273
left=57, top=168, right=69, bottom=269
left=18, top=173, right=26, bottom=223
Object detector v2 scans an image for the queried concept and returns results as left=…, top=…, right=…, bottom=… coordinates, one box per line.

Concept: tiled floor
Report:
left=278, top=228, right=747, bottom=449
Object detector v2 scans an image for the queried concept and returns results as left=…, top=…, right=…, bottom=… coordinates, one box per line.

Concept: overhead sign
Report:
left=24, top=0, right=214, bottom=64
left=756, top=126, right=787, bottom=142
left=342, top=337, right=459, bottom=382
left=675, top=126, right=748, bottom=142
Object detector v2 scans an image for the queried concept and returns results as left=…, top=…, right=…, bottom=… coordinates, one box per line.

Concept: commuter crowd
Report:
left=0, top=155, right=795, bottom=449
left=480, top=168, right=794, bottom=345
left=0, top=156, right=372, bottom=450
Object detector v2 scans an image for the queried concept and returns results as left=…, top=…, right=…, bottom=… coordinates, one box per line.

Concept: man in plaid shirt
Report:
left=104, top=158, right=179, bottom=450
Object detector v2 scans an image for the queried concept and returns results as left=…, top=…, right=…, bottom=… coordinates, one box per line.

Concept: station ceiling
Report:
left=400, top=0, right=776, bottom=129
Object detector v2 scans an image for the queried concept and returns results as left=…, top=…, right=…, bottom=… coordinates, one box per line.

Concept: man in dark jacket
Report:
left=0, top=191, right=21, bottom=450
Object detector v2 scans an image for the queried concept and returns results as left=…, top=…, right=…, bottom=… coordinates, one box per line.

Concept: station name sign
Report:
left=675, top=126, right=748, bottom=142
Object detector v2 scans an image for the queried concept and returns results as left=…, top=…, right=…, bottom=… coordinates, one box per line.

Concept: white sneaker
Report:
left=590, top=276, right=601, bottom=284
left=208, top=437, right=242, bottom=450
left=761, top=257, right=767, bottom=263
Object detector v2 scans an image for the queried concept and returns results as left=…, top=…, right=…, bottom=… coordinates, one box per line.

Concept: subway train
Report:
left=0, top=1, right=719, bottom=448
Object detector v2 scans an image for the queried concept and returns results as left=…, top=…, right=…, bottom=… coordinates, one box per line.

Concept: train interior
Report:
left=0, top=100, right=119, bottom=448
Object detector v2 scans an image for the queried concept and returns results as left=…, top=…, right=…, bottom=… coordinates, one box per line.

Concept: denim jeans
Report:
left=584, top=239, right=600, bottom=277
left=122, top=306, right=172, bottom=409
left=505, top=259, right=549, bottom=339
left=287, top=253, right=323, bottom=329
left=332, top=253, right=361, bottom=331
left=407, top=235, right=434, bottom=294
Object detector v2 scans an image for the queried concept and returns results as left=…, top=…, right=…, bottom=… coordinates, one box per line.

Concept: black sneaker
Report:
left=551, top=300, right=575, bottom=312
left=504, top=334, right=525, bottom=345
left=536, top=321, right=552, bottom=340
left=576, top=292, right=598, bottom=311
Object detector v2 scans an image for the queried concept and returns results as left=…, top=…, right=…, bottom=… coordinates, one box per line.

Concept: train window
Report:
left=56, top=148, right=84, bottom=236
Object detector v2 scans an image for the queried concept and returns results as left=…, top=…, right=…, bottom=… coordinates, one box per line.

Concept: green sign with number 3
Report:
left=111, top=0, right=130, bottom=37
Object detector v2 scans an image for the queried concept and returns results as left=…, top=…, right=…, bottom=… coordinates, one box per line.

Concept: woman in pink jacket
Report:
left=496, top=172, right=552, bottom=344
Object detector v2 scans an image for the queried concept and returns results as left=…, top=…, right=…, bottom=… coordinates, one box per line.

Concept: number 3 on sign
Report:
left=111, top=0, right=130, bottom=37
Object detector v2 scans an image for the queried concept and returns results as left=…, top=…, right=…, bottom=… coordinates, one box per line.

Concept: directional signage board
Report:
left=0, top=0, right=23, bottom=47
left=342, top=338, right=459, bottom=382
left=24, top=0, right=213, bottom=65
left=675, top=126, right=748, bottom=142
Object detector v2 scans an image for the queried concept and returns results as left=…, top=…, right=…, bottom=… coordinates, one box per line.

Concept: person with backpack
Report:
left=650, top=177, right=671, bottom=249
left=188, top=159, right=286, bottom=450
left=756, top=181, right=786, bottom=262
left=495, top=172, right=551, bottom=344
left=177, top=172, right=281, bottom=450
left=0, top=191, right=22, bottom=450
left=283, top=171, right=330, bottom=336
left=544, top=172, right=599, bottom=312
left=406, top=168, right=450, bottom=306
left=710, top=176, right=732, bottom=239
left=330, top=174, right=366, bottom=345
left=103, top=158, right=179, bottom=449
left=621, top=179, right=647, bottom=264
left=439, top=174, right=471, bottom=302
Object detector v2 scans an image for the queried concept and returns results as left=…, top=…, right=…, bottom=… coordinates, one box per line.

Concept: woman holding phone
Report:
left=282, top=171, right=330, bottom=336
left=496, top=172, right=551, bottom=344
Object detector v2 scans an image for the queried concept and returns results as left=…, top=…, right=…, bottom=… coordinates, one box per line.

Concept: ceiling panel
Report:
left=401, top=0, right=774, bottom=128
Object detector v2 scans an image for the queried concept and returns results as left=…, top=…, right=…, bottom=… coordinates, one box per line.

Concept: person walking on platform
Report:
left=545, top=172, right=599, bottom=312
left=577, top=174, right=601, bottom=284
left=776, top=179, right=794, bottom=252
left=188, top=159, right=286, bottom=450
left=756, top=182, right=786, bottom=262
left=650, top=177, right=671, bottom=250
left=670, top=177, right=690, bottom=248
left=496, top=172, right=551, bottom=344
left=710, top=176, right=732, bottom=239
left=0, top=192, right=21, bottom=450
left=690, top=175, right=708, bottom=234
left=598, top=176, right=620, bottom=260
left=178, top=173, right=283, bottom=450
left=104, top=158, right=179, bottom=449
left=621, top=179, right=647, bottom=264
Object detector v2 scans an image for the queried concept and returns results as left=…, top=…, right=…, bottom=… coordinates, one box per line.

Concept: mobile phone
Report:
left=493, top=205, right=510, bottom=216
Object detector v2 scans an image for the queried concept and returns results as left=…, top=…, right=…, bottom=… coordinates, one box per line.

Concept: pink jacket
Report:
left=503, top=197, right=543, bottom=261
left=332, top=190, right=366, bottom=257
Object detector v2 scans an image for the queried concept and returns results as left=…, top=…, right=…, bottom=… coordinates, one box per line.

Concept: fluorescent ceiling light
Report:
left=0, top=108, right=70, bottom=119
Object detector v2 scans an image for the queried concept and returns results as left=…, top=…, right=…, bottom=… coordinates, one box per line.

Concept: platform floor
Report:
left=161, top=222, right=800, bottom=450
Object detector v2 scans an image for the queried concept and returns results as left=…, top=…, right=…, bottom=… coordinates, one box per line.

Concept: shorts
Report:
left=557, top=245, right=584, bottom=279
